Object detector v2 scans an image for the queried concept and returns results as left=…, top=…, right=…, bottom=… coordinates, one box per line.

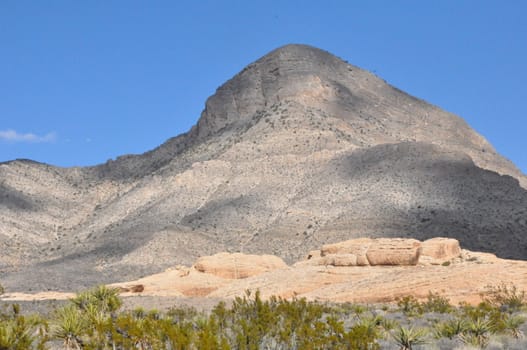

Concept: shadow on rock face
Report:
left=0, top=183, right=35, bottom=211
left=323, top=142, right=527, bottom=260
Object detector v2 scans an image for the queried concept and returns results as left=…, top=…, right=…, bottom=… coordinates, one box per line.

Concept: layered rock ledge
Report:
left=2, top=237, right=525, bottom=305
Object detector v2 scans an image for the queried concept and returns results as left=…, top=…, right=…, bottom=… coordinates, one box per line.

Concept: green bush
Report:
left=482, top=283, right=526, bottom=312
left=458, top=318, right=494, bottom=348
left=1, top=285, right=527, bottom=349
left=434, top=317, right=467, bottom=339
left=391, top=326, right=428, bottom=350
left=397, top=295, right=423, bottom=316
left=422, top=291, right=453, bottom=314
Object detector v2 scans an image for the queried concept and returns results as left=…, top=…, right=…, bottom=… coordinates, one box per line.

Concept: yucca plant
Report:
left=51, top=305, right=87, bottom=350
left=434, top=317, right=467, bottom=339
left=502, top=314, right=525, bottom=339
left=355, top=314, right=386, bottom=339
left=459, top=317, right=493, bottom=349
left=0, top=304, right=48, bottom=350
left=0, top=320, right=19, bottom=350
left=391, top=326, right=428, bottom=350
left=83, top=303, right=113, bottom=349
left=72, top=285, right=122, bottom=314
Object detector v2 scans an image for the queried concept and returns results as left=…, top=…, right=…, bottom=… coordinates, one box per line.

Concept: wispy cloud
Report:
left=0, top=129, right=57, bottom=143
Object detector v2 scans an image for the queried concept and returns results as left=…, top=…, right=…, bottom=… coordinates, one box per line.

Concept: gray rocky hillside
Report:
left=1, top=44, right=526, bottom=291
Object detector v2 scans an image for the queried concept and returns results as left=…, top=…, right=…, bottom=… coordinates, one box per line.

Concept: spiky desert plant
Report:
left=434, top=317, right=467, bottom=339
left=391, top=326, right=428, bottom=350
left=52, top=304, right=87, bottom=350
left=502, top=314, right=525, bottom=339
left=72, top=285, right=122, bottom=314
left=83, top=303, right=113, bottom=349
left=379, top=317, right=399, bottom=333
left=0, top=320, right=18, bottom=350
left=459, top=317, right=493, bottom=349
left=355, top=314, right=387, bottom=339
left=0, top=304, right=48, bottom=350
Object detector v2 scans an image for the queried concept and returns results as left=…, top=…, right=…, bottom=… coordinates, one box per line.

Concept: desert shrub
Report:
left=5, top=285, right=527, bottom=349
left=458, top=317, right=494, bottom=348
left=158, top=316, right=194, bottom=349
left=391, top=325, right=428, bottom=350
left=343, top=323, right=381, bottom=350
left=434, top=317, right=468, bottom=339
left=0, top=305, right=47, bottom=350
left=423, top=292, right=453, bottom=314
left=51, top=304, right=88, bottom=350
left=397, top=295, right=423, bottom=316
left=482, top=283, right=526, bottom=313
left=71, top=285, right=122, bottom=314
left=459, top=302, right=497, bottom=322
left=502, top=314, right=525, bottom=339
left=167, top=304, right=198, bottom=323
left=111, top=311, right=159, bottom=349
left=229, top=290, right=278, bottom=349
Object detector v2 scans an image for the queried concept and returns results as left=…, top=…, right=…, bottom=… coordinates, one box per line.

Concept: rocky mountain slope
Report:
left=1, top=44, right=526, bottom=292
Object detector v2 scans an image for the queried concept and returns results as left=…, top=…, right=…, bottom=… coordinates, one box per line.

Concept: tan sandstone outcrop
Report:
left=365, top=238, right=421, bottom=266
left=4, top=238, right=527, bottom=306
left=419, top=237, right=461, bottom=265
left=193, top=252, right=288, bottom=279
left=309, top=238, right=421, bottom=266
left=320, top=238, right=372, bottom=266
left=302, top=237, right=461, bottom=267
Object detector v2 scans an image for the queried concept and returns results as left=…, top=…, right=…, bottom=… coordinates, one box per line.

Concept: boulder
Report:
left=321, top=238, right=421, bottom=266
left=365, top=238, right=422, bottom=266
left=118, top=284, right=145, bottom=293
left=419, top=238, right=461, bottom=265
left=321, top=238, right=372, bottom=265
left=194, top=252, right=288, bottom=279
left=321, top=254, right=358, bottom=267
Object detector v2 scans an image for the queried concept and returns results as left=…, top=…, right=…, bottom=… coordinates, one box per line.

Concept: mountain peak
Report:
left=260, top=43, right=344, bottom=64
left=194, top=44, right=364, bottom=139
left=1, top=45, right=526, bottom=292
left=193, top=44, right=523, bottom=183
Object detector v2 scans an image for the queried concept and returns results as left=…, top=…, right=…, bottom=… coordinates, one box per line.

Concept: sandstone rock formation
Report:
left=1, top=44, right=526, bottom=292
left=300, top=237, right=460, bottom=267
left=193, top=252, right=287, bottom=279
left=2, top=238, right=524, bottom=306
left=419, top=237, right=461, bottom=265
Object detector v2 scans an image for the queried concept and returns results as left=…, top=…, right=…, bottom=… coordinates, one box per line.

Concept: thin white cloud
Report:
left=0, top=129, right=57, bottom=143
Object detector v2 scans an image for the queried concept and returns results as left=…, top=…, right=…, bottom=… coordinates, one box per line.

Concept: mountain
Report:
left=1, top=44, right=526, bottom=292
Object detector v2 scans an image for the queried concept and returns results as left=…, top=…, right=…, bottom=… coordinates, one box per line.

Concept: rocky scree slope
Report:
left=1, top=44, right=526, bottom=292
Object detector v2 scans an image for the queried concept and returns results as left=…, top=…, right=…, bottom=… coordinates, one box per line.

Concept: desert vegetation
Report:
left=1, top=284, right=527, bottom=349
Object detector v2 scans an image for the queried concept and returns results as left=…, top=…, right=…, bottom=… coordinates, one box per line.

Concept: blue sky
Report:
left=1, top=1, right=526, bottom=174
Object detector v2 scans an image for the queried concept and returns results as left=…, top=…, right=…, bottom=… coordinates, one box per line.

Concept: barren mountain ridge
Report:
left=1, top=44, right=526, bottom=292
